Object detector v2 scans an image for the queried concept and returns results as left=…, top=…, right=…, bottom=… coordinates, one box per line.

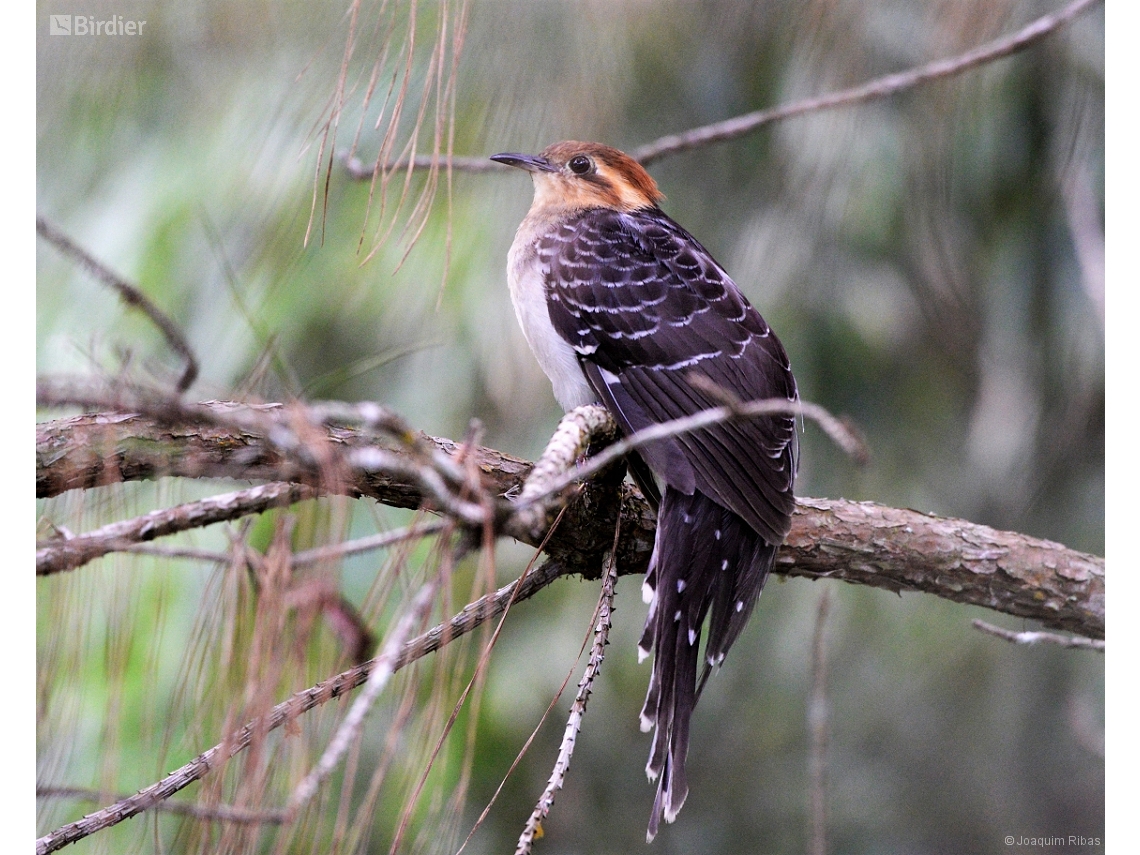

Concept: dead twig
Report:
left=291, top=520, right=448, bottom=566
left=35, top=786, right=288, bottom=825
left=971, top=619, right=1104, bottom=651
left=35, top=558, right=570, bottom=855
left=808, top=590, right=832, bottom=855
left=287, top=557, right=449, bottom=817
left=632, top=0, right=1103, bottom=163
left=36, top=482, right=317, bottom=575
left=342, top=0, right=1102, bottom=175
left=511, top=395, right=864, bottom=523
left=36, top=216, right=200, bottom=393
left=515, top=540, right=619, bottom=855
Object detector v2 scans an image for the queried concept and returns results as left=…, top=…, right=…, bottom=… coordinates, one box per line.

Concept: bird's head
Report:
left=491, top=141, right=664, bottom=214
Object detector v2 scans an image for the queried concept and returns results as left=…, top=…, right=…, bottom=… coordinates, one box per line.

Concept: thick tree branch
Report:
left=35, top=390, right=1105, bottom=851
left=36, top=402, right=1104, bottom=638
left=778, top=498, right=1102, bottom=638
left=35, top=385, right=528, bottom=515
left=36, top=379, right=496, bottom=526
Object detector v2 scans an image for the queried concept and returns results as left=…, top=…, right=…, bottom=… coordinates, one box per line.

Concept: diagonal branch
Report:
left=36, top=217, right=200, bottom=393
left=36, top=482, right=317, bottom=575
left=287, top=566, right=446, bottom=817
left=515, top=529, right=620, bottom=855
left=512, top=397, right=863, bottom=525
left=35, top=787, right=287, bottom=825
left=631, top=0, right=1102, bottom=164
left=341, top=0, right=1102, bottom=175
left=35, top=559, right=568, bottom=855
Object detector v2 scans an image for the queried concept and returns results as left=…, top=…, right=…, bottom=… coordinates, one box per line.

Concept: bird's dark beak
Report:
left=490, top=152, right=559, bottom=173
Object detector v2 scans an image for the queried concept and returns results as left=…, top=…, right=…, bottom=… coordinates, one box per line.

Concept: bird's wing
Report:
left=538, top=206, right=798, bottom=545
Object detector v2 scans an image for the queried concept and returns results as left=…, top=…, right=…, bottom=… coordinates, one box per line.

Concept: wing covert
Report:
left=539, top=207, right=798, bottom=544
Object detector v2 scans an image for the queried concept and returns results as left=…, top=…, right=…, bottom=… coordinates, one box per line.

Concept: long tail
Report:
left=638, top=487, right=777, bottom=841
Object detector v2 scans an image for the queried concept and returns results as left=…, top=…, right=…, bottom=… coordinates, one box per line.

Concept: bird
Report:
left=491, top=141, right=798, bottom=840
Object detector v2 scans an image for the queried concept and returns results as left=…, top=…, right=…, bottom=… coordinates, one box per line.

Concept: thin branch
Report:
left=971, top=619, right=1105, bottom=652
left=291, top=520, right=448, bottom=566
left=36, top=482, right=317, bottom=575
left=117, top=527, right=446, bottom=568
left=340, top=0, right=1102, bottom=175
left=36, top=217, right=200, bottom=393
left=287, top=563, right=446, bottom=817
left=807, top=590, right=831, bottom=855
left=342, top=151, right=505, bottom=178
left=511, top=395, right=863, bottom=524
left=455, top=532, right=593, bottom=855
left=515, top=535, right=620, bottom=855
left=36, top=559, right=569, bottom=855
left=386, top=508, right=560, bottom=855
left=686, top=373, right=869, bottom=464
left=36, top=786, right=287, bottom=825
left=631, top=0, right=1103, bottom=164
left=119, top=543, right=234, bottom=563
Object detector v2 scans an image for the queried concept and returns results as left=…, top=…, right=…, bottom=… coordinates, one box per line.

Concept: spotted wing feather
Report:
left=538, top=207, right=798, bottom=544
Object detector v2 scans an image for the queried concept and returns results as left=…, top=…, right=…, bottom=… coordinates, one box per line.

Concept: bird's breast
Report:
left=506, top=225, right=597, bottom=412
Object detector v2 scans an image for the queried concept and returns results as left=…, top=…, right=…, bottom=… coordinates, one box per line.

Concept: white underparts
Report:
left=506, top=232, right=596, bottom=411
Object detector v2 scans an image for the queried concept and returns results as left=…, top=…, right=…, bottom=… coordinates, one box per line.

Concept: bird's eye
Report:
left=568, top=155, right=593, bottom=175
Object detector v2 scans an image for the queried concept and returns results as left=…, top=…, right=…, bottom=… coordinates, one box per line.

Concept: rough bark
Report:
left=36, top=409, right=1104, bottom=638
left=778, top=498, right=1103, bottom=638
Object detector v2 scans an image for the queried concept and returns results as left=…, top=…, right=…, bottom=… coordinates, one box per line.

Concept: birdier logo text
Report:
left=49, top=15, right=147, bottom=36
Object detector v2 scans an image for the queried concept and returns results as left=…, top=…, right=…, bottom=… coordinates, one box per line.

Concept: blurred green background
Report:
left=37, top=1, right=1104, bottom=853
